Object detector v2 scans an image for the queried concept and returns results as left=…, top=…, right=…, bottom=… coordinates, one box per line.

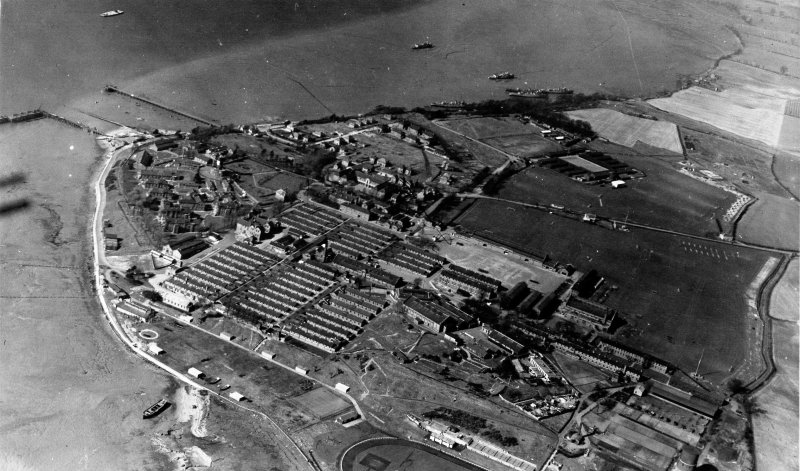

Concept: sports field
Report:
left=341, top=439, right=484, bottom=471
left=566, top=108, right=682, bottom=153
left=495, top=152, right=737, bottom=237
left=436, top=237, right=566, bottom=292
left=457, top=199, right=774, bottom=377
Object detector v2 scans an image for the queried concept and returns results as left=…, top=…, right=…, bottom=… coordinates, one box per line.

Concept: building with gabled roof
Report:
left=403, top=295, right=474, bottom=333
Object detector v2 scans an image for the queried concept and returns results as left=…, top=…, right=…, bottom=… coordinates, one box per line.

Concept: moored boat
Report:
left=412, top=41, right=434, bottom=50
left=489, top=72, right=515, bottom=80
left=143, top=398, right=169, bottom=419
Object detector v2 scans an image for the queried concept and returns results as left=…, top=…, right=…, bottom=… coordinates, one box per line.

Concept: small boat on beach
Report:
left=142, top=398, right=169, bottom=419
left=100, top=10, right=124, bottom=17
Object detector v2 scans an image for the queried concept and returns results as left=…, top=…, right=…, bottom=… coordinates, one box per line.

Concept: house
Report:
left=354, top=171, right=389, bottom=189
left=558, top=295, right=617, bottom=331
left=336, top=410, right=360, bottom=424
left=403, top=296, right=474, bottom=333
left=483, top=326, right=524, bottom=356
left=116, top=299, right=154, bottom=322
left=187, top=367, right=204, bottom=379
left=159, top=236, right=207, bottom=266
left=104, top=233, right=121, bottom=251
left=438, top=265, right=502, bottom=297
left=365, top=268, right=402, bottom=289
left=339, top=202, right=371, bottom=220
left=500, top=281, right=529, bottom=309
left=528, top=354, right=560, bottom=383
left=271, top=234, right=298, bottom=255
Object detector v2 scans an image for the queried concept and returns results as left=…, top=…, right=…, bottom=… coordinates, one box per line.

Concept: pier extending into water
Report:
left=103, top=85, right=216, bottom=126
left=0, top=109, right=106, bottom=135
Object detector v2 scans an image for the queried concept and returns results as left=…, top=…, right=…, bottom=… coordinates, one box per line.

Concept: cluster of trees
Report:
left=189, top=124, right=238, bottom=142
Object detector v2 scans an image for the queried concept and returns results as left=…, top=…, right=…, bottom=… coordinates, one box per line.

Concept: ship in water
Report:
left=540, top=87, right=573, bottom=94
left=430, top=100, right=467, bottom=109
left=100, top=10, right=124, bottom=17
left=489, top=72, right=515, bottom=80
left=506, top=88, right=546, bottom=98
left=412, top=41, right=434, bottom=50
left=142, top=398, right=169, bottom=419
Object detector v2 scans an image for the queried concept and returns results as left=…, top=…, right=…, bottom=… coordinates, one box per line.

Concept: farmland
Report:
left=648, top=86, right=786, bottom=147
left=774, top=151, right=800, bottom=199
left=565, top=108, right=683, bottom=153
left=736, top=193, right=800, bottom=250
left=492, top=148, right=737, bottom=237
left=456, top=198, right=774, bottom=378
left=752, top=256, right=799, bottom=471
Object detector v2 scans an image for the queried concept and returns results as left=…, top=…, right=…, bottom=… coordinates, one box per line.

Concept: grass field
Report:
left=481, top=135, right=560, bottom=158
left=143, top=315, right=321, bottom=430
left=736, top=193, right=800, bottom=250
left=566, top=108, right=683, bottom=153
left=648, top=86, right=785, bottom=146
left=456, top=199, right=773, bottom=377
left=493, top=149, right=737, bottom=237
left=342, top=131, right=446, bottom=182
left=254, top=170, right=308, bottom=193
left=773, top=151, right=800, bottom=199
left=291, top=387, right=351, bottom=419
left=438, top=117, right=559, bottom=159
left=769, top=258, right=799, bottom=322
left=439, top=117, right=538, bottom=141
left=752, top=319, right=799, bottom=471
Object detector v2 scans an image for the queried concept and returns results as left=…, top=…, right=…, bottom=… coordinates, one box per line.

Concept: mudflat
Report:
left=0, top=121, right=172, bottom=470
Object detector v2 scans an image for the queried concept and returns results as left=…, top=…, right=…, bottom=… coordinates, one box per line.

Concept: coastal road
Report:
left=90, top=137, right=318, bottom=471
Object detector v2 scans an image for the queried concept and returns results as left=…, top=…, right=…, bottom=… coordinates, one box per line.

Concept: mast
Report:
left=693, top=348, right=705, bottom=377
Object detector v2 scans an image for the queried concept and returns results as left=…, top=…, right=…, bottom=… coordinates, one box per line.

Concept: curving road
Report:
left=90, top=136, right=317, bottom=471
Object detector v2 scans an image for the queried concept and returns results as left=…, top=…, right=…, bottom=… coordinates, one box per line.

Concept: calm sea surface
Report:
left=2, top=0, right=735, bottom=122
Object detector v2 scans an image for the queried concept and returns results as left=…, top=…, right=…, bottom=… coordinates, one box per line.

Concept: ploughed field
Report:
left=495, top=151, right=737, bottom=237
left=456, top=199, right=773, bottom=376
left=565, top=109, right=683, bottom=154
